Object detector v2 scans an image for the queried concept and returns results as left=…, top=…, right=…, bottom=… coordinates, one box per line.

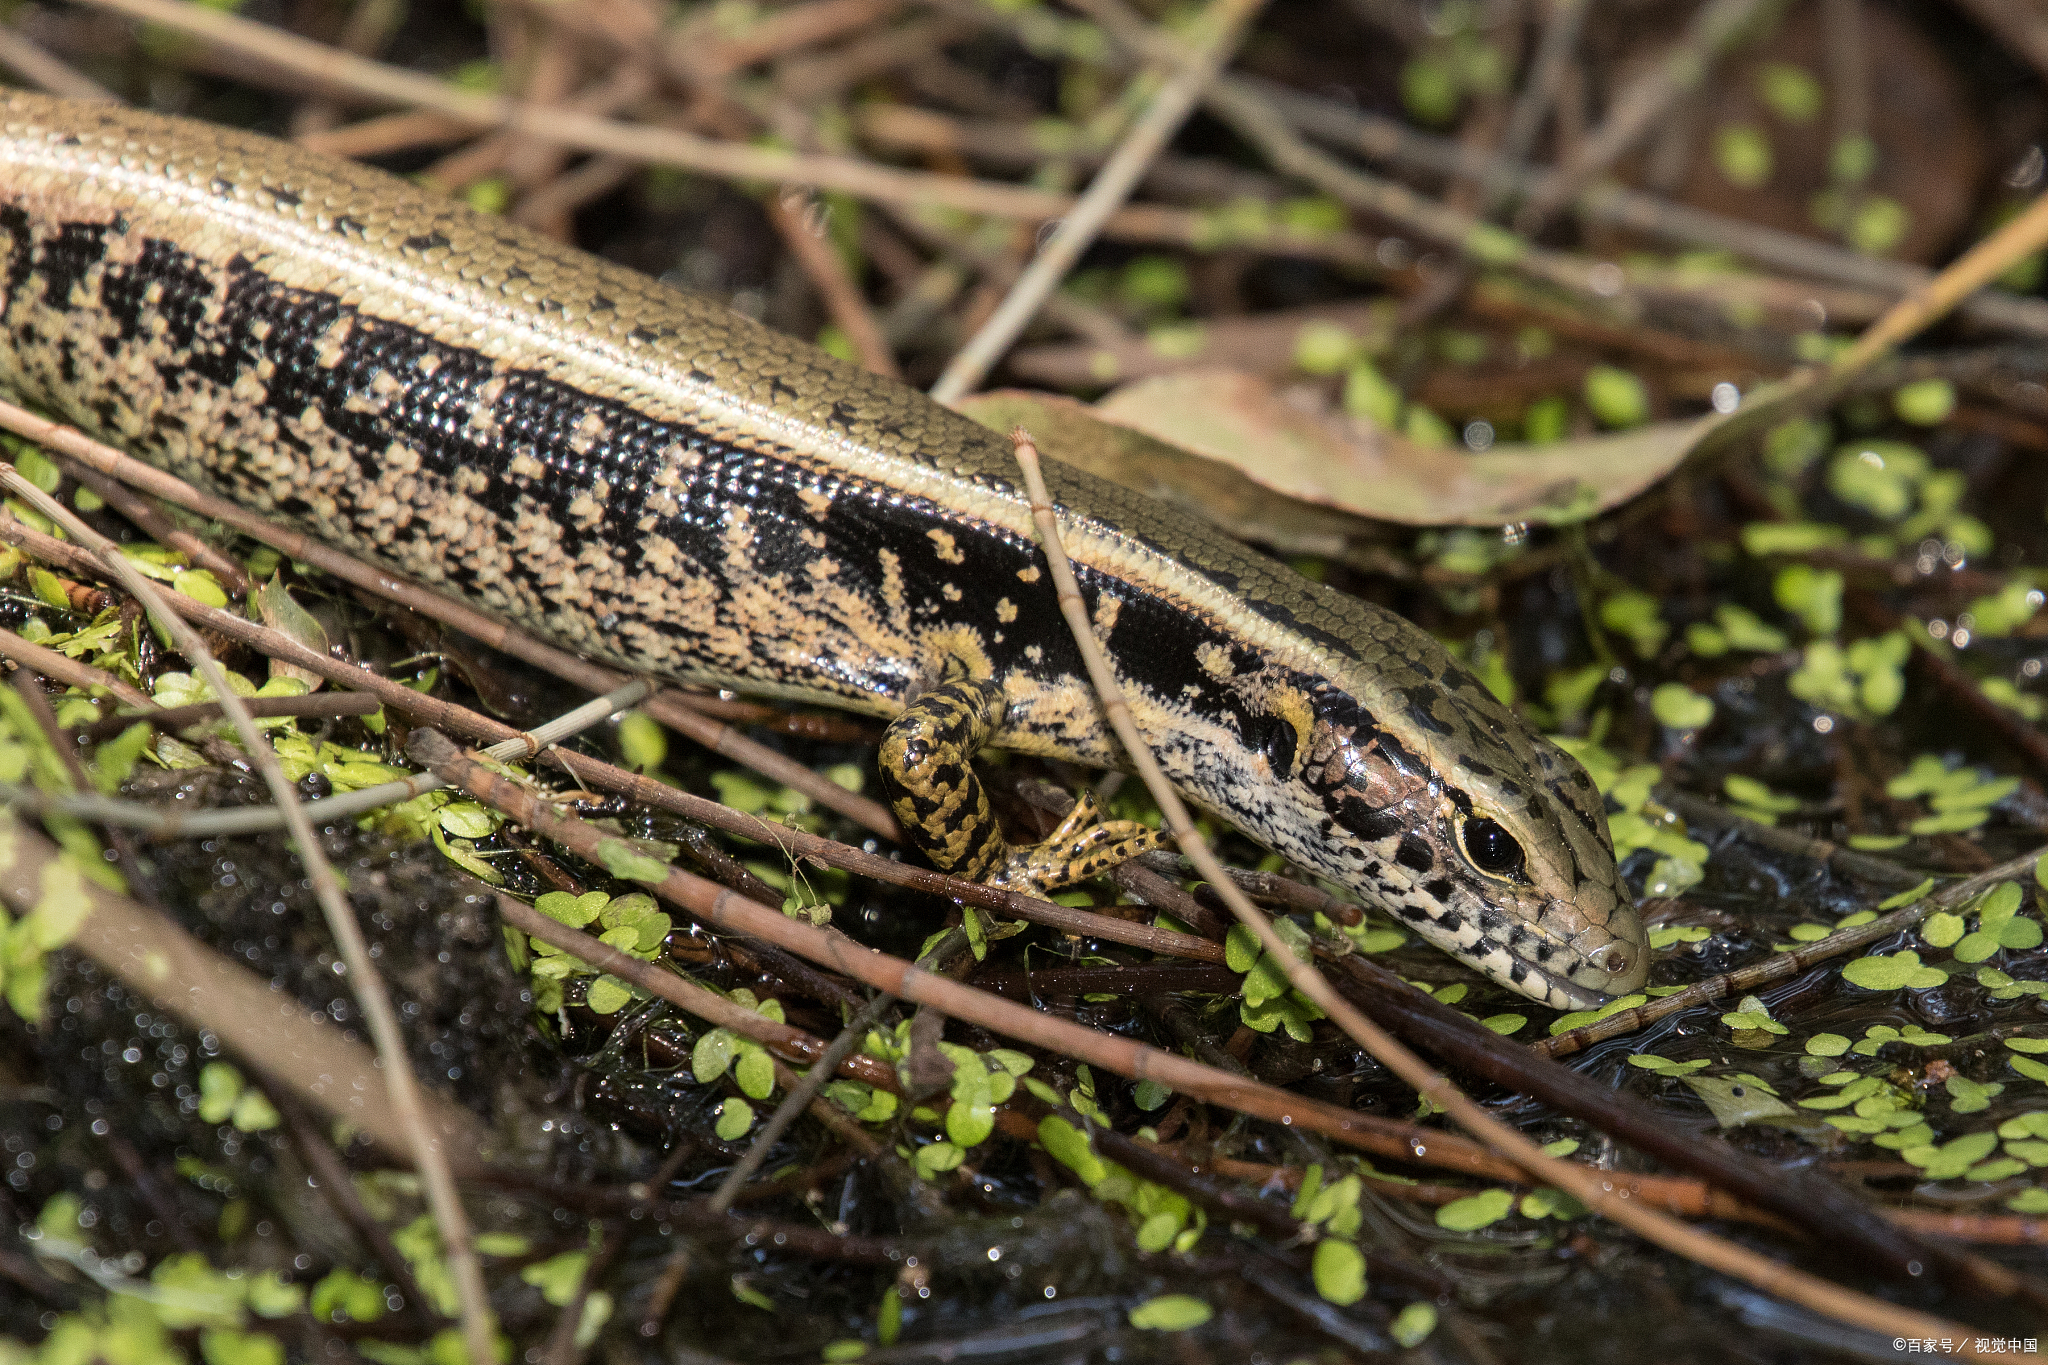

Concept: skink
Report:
left=0, top=92, right=1645, bottom=1008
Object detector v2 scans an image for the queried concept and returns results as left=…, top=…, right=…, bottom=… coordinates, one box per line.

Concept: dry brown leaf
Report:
left=1090, top=369, right=1733, bottom=526
left=960, top=370, right=1801, bottom=528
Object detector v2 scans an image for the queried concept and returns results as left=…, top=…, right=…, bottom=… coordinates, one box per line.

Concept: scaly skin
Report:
left=0, top=92, right=1646, bottom=1008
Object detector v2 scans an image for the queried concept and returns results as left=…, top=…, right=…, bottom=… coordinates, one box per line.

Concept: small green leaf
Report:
left=230, top=1087, right=280, bottom=1133
left=585, top=976, right=633, bottom=1014
left=1756, top=62, right=1822, bottom=123
left=1742, top=520, right=1845, bottom=554
left=2007, top=1139, right=2048, bottom=1166
left=1600, top=591, right=1668, bottom=658
left=172, top=568, right=229, bottom=608
left=198, top=1061, right=245, bottom=1125
left=735, top=1046, right=775, bottom=1099
left=200, top=1330, right=284, bottom=1365
left=1037, top=1116, right=1107, bottom=1187
left=521, top=1251, right=589, bottom=1307
left=1293, top=321, right=1356, bottom=375
left=1773, top=564, right=1844, bottom=636
left=1629, top=1054, right=1710, bottom=1075
left=1946, top=1076, right=2005, bottom=1114
left=1877, top=879, right=1934, bottom=911
left=1720, top=994, right=1788, bottom=1035
left=913, top=1141, right=964, bottom=1180
left=1723, top=774, right=1798, bottom=812
left=1893, top=378, right=1956, bottom=426
left=1841, top=950, right=1948, bottom=990
left=438, top=801, right=497, bottom=839
left=946, top=1099, right=995, bottom=1148
left=596, top=839, right=671, bottom=882
left=1583, top=365, right=1649, bottom=429
left=617, top=711, right=667, bottom=773
left=1901, top=1130, right=1999, bottom=1180
left=14, top=444, right=60, bottom=491
left=714, top=1098, right=753, bottom=1141
left=1712, top=123, right=1772, bottom=188
left=1390, top=1301, right=1438, bottom=1347
left=1133, top=1079, right=1173, bottom=1111
left=1341, top=359, right=1401, bottom=426
left=1224, top=923, right=1262, bottom=973
left=1954, top=931, right=2004, bottom=963
left=1311, top=1238, right=1367, bottom=1305
left=1435, top=1187, right=1515, bottom=1231
left=1650, top=684, right=1714, bottom=729
left=1128, top=1295, right=1213, bottom=1331
left=1999, top=916, right=2044, bottom=951
left=235, top=1272, right=301, bottom=1321
left=1920, top=913, right=1966, bottom=948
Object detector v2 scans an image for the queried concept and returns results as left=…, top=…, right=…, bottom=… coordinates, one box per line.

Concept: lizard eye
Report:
left=1460, top=817, right=1525, bottom=879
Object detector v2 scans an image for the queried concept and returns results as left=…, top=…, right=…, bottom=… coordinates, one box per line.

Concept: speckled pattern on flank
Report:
left=0, top=93, right=1646, bottom=1008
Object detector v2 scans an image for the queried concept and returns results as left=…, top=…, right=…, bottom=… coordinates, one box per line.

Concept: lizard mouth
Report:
left=1399, top=896, right=1636, bottom=1011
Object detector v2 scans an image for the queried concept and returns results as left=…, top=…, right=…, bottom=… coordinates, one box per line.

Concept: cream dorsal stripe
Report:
left=0, top=91, right=1645, bottom=1009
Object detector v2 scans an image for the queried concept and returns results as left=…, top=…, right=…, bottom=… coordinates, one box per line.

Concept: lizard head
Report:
left=1239, top=648, right=1646, bottom=1011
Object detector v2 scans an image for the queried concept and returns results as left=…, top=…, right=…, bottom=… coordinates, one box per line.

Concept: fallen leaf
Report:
left=1678, top=1074, right=1803, bottom=1128
left=258, top=575, right=328, bottom=692
left=1087, top=368, right=1788, bottom=526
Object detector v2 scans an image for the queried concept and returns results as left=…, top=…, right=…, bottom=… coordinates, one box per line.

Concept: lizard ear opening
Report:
left=1458, top=816, right=1526, bottom=880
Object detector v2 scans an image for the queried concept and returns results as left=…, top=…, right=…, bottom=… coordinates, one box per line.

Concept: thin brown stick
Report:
left=467, top=732, right=1844, bottom=1230
left=1833, top=183, right=2048, bottom=375
left=0, top=625, right=154, bottom=709
left=297, top=108, right=476, bottom=157
left=63, top=461, right=250, bottom=597
left=926, top=0, right=1271, bottom=401
left=1946, top=0, right=2048, bottom=86
left=703, top=933, right=968, bottom=1216
left=511, top=156, right=637, bottom=231
left=1249, top=76, right=2048, bottom=338
left=0, top=25, right=115, bottom=102
left=68, top=691, right=379, bottom=744
left=73, top=0, right=1371, bottom=267
left=722, top=0, right=908, bottom=74
left=1884, top=1209, right=2048, bottom=1245
left=496, top=894, right=900, bottom=1090
left=1513, top=0, right=1778, bottom=230
left=280, top=1101, right=441, bottom=1327
left=765, top=192, right=901, bottom=379
left=288, top=0, right=407, bottom=139
left=1003, top=427, right=2000, bottom=1356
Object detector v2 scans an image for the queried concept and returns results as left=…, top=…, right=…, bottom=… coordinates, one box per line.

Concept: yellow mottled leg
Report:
left=878, top=678, right=1011, bottom=883
left=1005, top=791, right=1170, bottom=891
left=878, top=678, right=1173, bottom=894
